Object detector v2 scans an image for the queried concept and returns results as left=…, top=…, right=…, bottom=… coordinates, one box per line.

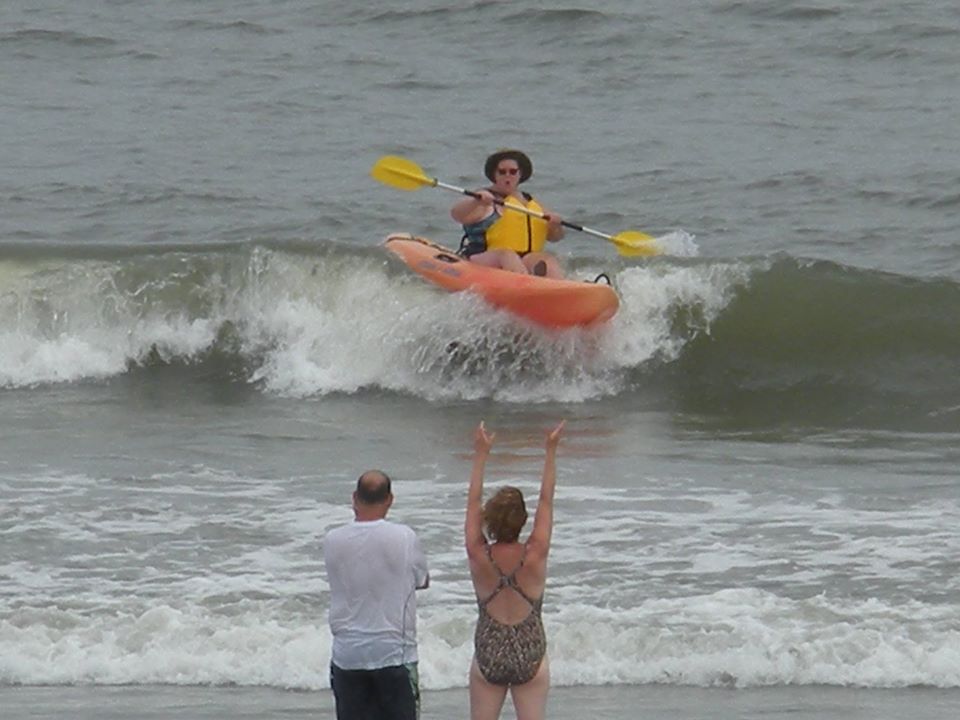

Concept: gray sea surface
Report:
left=2, top=1, right=960, bottom=717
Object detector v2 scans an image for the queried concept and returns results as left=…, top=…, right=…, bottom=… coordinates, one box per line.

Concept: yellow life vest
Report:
left=485, top=193, right=549, bottom=255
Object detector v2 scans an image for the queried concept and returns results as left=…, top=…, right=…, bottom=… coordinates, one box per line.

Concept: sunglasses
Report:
left=496, top=167, right=520, bottom=176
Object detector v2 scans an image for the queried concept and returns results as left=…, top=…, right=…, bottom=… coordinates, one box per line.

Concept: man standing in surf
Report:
left=324, top=470, right=430, bottom=720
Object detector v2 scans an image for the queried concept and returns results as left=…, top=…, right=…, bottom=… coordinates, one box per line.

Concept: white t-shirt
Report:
left=323, top=518, right=429, bottom=670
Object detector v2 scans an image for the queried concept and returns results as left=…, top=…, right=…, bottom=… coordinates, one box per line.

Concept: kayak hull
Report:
left=384, top=234, right=619, bottom=328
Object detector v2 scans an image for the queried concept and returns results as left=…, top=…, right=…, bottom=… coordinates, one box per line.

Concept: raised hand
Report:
left=545, top=420, right=565, bottom=450
left=474, top=421, right=496, bottom=455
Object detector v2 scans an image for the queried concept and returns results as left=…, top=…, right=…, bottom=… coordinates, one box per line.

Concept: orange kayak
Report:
left=384, top=234, right=619, bottom=328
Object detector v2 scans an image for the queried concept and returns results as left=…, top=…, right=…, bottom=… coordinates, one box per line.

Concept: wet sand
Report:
left=4, top=684, right=960, bottom=719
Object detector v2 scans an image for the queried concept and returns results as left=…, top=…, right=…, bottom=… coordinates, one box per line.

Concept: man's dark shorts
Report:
left=330, top=662, right=420, bottom=720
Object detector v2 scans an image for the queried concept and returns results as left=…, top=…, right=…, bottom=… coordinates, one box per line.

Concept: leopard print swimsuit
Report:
left=473, top=546, right=546, bottom=686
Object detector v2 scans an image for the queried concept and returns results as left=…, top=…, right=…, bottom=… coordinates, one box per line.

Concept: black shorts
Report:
left=330, top=662, right=420, bottom=720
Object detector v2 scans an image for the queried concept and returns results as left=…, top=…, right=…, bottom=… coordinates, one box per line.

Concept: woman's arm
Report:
left=451, top=190, right=496, bottom=224
left=543, top=208, right=565, bottom=242
left=465, top=421, right=495, bottom=555
left=527, top=421, right=565, bottom=554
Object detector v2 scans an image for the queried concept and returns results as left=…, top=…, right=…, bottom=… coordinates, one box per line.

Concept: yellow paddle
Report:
left=371, top=155, right=661, bottom=257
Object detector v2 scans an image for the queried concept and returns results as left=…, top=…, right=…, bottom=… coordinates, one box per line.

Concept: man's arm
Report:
left=412, top=532, right=429, bottom=590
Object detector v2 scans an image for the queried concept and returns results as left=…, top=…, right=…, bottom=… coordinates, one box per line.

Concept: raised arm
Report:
left=465, top=421, right=495, bottom=555
left=527, top=420, right=565, bottom=554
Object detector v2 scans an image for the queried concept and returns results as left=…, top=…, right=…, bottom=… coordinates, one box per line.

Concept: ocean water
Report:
left=2, top=0, right=960, bottom=715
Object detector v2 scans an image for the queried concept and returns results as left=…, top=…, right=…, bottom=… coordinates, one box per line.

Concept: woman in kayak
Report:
left=464, top=419, right=565, bottom=720
left=451, top=150, right=565, bottom=278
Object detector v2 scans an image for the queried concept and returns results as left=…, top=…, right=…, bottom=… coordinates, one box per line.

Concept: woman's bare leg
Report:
left=469, top=250, right=528, bottom=274
left=508, top=656, right=550, bottom=720
left=521, top=252, right=563, bottom=278
left=469, top=658, right=509, bottom=720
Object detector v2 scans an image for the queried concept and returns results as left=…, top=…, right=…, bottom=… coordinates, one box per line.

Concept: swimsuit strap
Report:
left=479, top=544, right=538, bottom=608
left=485, top=543, right=525, bottom=577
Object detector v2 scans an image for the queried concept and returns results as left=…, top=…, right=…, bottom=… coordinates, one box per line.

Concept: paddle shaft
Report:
left=371, top=155, right=655, bottom=253
left=436, top=180, right=618, bottom=242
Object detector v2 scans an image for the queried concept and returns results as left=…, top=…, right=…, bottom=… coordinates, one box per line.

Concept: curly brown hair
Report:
left=483, top=486, right=528, bottom=542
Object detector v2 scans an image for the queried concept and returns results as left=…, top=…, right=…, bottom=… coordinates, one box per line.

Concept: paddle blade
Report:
left=370, top=155, right=436, bottom=191
left=611, top=230, right=661, bottom=257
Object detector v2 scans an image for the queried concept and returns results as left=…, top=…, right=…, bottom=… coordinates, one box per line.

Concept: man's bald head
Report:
left=355, top=470, right=392, bottom=506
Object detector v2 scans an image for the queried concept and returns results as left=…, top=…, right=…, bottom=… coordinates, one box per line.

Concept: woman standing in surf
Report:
left=464, top=419, right=564, bottom=720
